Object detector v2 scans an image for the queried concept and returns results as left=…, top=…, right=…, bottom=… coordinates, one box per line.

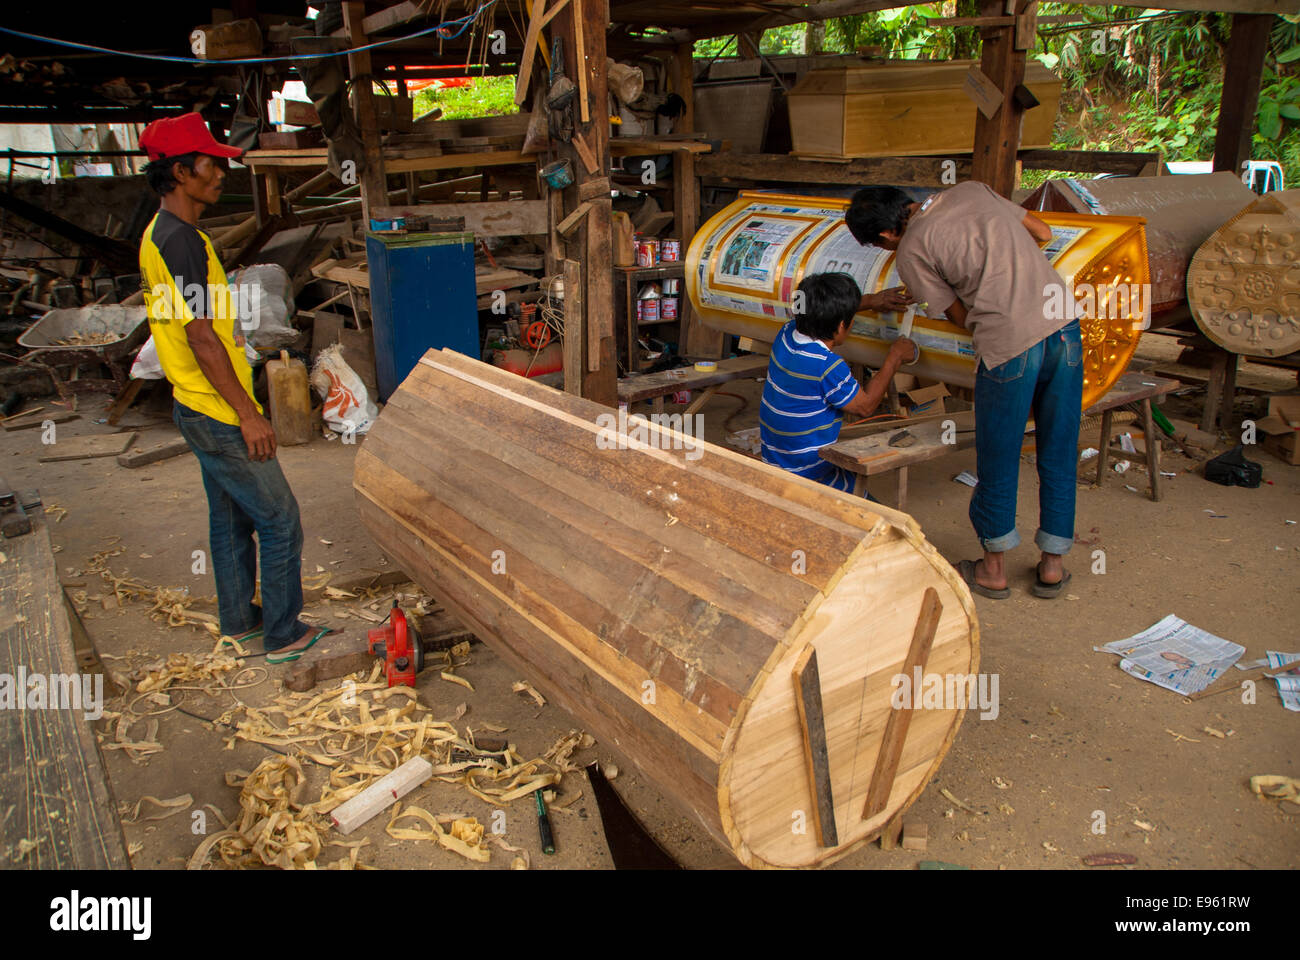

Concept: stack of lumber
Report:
left=354, top=349, right=980, bottom=868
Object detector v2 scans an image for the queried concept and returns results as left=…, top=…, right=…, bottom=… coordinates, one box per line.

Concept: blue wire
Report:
left=0, top=2, right=499, bottom=66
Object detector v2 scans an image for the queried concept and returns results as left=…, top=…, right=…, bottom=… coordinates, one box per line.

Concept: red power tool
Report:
left=367, top=604, right=424, bottom=688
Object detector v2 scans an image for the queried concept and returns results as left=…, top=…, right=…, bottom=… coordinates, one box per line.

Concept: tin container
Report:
left=662, top=278, right=681, bottom=295
left=661, top=297, right=678, bottom=320
left=660, top=239, right=681, bottom=262
left=636, top=241, right=656, bottom=268
left=640, top=297, right=660, bottom=323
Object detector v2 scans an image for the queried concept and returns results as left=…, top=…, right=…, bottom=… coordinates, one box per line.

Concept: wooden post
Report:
left=1212, top=13, right=1272, bottom=179
left=344, top=1, right=388, bottom=225
left=971, top=0, right=1033, bottom=197
left=674, top=40, right=721, bottom=360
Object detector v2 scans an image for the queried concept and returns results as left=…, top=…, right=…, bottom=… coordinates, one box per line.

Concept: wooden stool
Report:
left=1084, top=372, right=1181, bottom=502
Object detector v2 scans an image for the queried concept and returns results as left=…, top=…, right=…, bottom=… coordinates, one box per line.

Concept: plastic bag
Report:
left=310, top=343, right=377, bottom=437
left=1204, top=445, right=1262, bottom=488
left=228, top=263, right=297, bottom=350
left=130, top=335, right=164, bottom=380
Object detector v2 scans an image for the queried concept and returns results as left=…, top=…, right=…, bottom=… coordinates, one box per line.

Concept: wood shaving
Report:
left=440, top=671, right=474, bottom=692
left=122, top=793, right=192, bottom=823
left=385, top=804, right=490, bottom=863
left=512, top=680, right=546, bottom=707
left=1202, top=726, right=1226, bottom=739
left=940, top=788, right=980, bottom=814
left=1133, top=820, right=1155, bottom=832
left=1165, top=728, right=1200, bottom=743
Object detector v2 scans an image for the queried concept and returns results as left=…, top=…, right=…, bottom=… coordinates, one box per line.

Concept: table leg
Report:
left=1220, top=353, right=1238, bottom=431
left=1095, top=409, right=1113, bottom=486
left=651, top=396, right=664, bottom=415
left=895, top=466, right=909, bottom=511
left=852, top=474, right=866, bottom=498
left=1141, top=398, right=1161, bottom=502
left=1200, top=349, right=1228, bottom=433
left=683, top=384, right=718, bottom=417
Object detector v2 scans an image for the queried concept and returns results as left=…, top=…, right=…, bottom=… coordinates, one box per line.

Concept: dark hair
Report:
left=144, top=152, right=202, bottom=195
left=794, top=272, right=860, bottom=341
left=845, top=185, right=913, bottom=246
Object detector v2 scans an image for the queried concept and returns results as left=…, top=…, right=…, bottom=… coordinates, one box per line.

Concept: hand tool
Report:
left=534, top=787, right=556, bottom=855
left=367, top=603, right=424, bottom=688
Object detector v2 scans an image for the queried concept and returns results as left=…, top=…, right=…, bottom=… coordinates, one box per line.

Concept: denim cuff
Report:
left=1036, top=529, right=1074, bottom=555
left=980, top=528, right=1021, bottom=553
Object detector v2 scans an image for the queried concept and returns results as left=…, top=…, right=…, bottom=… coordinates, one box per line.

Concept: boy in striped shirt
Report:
left=760, top=273, right=916, bottom=491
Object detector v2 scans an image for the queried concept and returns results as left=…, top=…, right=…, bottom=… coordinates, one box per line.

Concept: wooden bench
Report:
left=616, top=354, right=769, bottom=416
left=0, top=509, right=129, bottom=869
left=1085, top=371, right=1181, bottom=502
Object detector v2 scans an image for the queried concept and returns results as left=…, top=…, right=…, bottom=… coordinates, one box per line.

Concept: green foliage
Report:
left=411, top=75, right=518, bottom=121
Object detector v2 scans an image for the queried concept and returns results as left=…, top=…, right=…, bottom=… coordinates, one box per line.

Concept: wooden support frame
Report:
left=793, top=645, right=838, bottom=848
left=971, top=0, right=1034, bottom=197
left=344, top=1, right=389, bottom=224
left=862, top=587, right=943, bottom=821
left=1213, top=13, right=1273, bottom=179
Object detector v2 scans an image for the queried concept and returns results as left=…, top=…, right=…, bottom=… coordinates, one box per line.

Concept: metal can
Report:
left=662, top=278, right=680, bottom=295
left=636, top=241, right=656, bottom=268
left=640, top=297, right=660, bottom=323
left=661, top=297, right=678, bottom=320
left=660, top=239, right=680, bottom=262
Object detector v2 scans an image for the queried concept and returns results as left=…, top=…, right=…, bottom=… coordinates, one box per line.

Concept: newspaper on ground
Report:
left=1266, top=651, right=1300, bottom=712
left=1096, top=614, right=1244, bottom=696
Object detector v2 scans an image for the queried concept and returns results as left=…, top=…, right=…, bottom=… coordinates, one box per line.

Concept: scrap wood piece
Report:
left=330, top=756, right=433, bottom=834
left=572, top=128, right=598, bottom=174
left=555, top=200, right=593, bottom=239
left=1082, top=852, right=1137, bottom=867
left=1249, top=774, right=1300, bottom=806
left=38, top=432, right=137, bottom=463
left=4, top=410, right=77, bottom=432
left=572, top=0, right=589, bottom=122
left=513, top=0, right=549, bottom=106
left=791, top=645, right=837, bottom=847
left=117, top=437, right=191, bottom=469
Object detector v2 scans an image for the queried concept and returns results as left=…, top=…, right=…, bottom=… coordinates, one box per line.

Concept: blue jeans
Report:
left=970, top=320, right=1082, bottom=556
left=173, top=402, right=309, bottom=651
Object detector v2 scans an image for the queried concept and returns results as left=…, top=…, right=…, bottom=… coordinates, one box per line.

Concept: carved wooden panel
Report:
left=1189, top=189, right=1300, bottom=357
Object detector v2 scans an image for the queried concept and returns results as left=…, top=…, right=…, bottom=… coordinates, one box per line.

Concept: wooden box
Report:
left=786, top=60, right=1061, bottom=159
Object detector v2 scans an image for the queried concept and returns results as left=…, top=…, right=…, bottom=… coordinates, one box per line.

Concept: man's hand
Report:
left=240, top=413, right=277, bottom=461
left=861, top=286, right=917, bottom=313
left=888, top=336, right=919, bottom=365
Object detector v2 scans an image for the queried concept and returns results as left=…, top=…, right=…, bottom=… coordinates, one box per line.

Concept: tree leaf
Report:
left=1278, top=45, right=1300, bottom=63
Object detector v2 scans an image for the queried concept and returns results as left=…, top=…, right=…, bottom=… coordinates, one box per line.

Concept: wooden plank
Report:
left=117, top=437, right=192, bottom=468
left=878, top=812, right=904, bottom=850
left=862, top=587, right=943, bottom=821
left=1018, top=148, right=1158, bottom=175
left=0, top=515, right=130, bottom=869
left=344, top=1, right=389, bottom=224
left=901, top=818, right=928, bottom=851
left=572, top=129, right=599, bottom=174
left=38, top=432, right=137, bottom=463
left=578, top=176, right=610, bottom=202
left=562, top=258, right=583, bottom=395
left=696, top=152, right=972, bottom=189
left=792, top=645, right=838, bottom=847
left=369, top=200, right=546, bottom=236
left=514, top=0, right=549, bottom=106
left=1213, top=13, right=1272, bottom=177
left=4, top=411, right=78, bottom=432
left=540, top=0, right=571, bottom=28
left=331, top=757, right=433, bottom=834
left=617, top=354, right=768, bottom=403
left=556, top=200, right=593, bottom=238
left=573, top=0, right=590, bottom=123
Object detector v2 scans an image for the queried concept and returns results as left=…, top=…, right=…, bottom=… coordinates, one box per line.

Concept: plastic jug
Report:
left=266, top=349, right=312, bottom=445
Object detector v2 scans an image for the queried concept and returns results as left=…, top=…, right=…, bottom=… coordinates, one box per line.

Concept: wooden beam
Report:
left=574, top=0, right=590, bottom=123
left=562, top=258, right=583, bottom=394
left=696, top=152, right=972, bottom=188
left=862, top=587, right=942, bottom=821
left=1213, top=13, right=1273, bottom=178
left=1105, top=0, right=1296, bottom=12
left=0, top=190, right=136, bottom=273
left=971, top=0, right=1032, bottom=197
left=370, top=200, right=547, bottom=236
left=345, top=1, right=389, bottom=224
left=514, top=0, right=549, bottom=106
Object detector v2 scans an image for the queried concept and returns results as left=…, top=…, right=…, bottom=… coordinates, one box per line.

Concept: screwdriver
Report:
left=534, top=788, right=556, bottom=855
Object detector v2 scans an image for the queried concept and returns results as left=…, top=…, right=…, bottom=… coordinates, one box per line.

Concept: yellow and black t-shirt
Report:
left=139, top=209, right=261, bottom=425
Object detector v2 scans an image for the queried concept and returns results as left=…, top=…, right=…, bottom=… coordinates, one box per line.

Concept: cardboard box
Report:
left=904, top=383, right=949, bottom=417
left=1257, top=395, right=1300, bottom=465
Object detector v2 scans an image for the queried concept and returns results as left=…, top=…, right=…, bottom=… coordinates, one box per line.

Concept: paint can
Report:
left=636, top=241, right=656, bottom=268
left=661, top=297, right=678, bottom=320
left=660, top=238, right=680, bottom=262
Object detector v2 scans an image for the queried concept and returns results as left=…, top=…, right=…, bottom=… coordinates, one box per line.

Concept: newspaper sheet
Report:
left=1266, top=651, right=1300, bottom=712
left=1098, top=614, right=1244, bottom=696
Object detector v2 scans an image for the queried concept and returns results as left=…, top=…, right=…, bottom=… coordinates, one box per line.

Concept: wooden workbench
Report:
left=822, top=410, right=977, bottom=510
left=617, top=353, right=768, bottom=414
left=0, top=510, right=128, bottom=869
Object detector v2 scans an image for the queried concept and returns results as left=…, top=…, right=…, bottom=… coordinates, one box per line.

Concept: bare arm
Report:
left=1023, top=212, right=1052, bottom=244
left=840, top=339, right=915, bottom=420
left=185, top=317, right=277, bottom=461
left=944, top=298, right=969, bottom=330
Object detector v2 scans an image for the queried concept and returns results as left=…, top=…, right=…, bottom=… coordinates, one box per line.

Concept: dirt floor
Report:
left=6, top=333, right=1298, bottom=871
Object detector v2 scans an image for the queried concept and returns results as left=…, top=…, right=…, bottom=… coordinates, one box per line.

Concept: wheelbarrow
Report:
left=17, top=304, right=150, bottom=391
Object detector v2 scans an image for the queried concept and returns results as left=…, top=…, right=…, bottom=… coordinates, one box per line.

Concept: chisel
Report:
left=534, top=788, right=556, bottom=855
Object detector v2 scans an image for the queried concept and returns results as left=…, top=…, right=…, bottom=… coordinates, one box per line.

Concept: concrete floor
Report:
left=6, top=335, right=1298, bottom=870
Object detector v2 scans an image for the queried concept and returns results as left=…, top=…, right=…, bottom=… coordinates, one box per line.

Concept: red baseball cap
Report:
left=140, top=112, right=243, bottom=162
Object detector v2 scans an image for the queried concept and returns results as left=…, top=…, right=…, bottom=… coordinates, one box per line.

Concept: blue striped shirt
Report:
left=760, top=322, right=860, bottom=491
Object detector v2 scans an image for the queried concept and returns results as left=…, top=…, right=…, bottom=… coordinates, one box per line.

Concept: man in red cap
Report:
left=138, top=112, right=329, bottom=664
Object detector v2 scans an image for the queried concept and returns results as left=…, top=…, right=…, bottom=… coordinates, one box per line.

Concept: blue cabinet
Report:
left=365, top=230, right=479, bottom=401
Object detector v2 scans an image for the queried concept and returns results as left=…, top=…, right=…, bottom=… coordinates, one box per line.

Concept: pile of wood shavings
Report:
left=134, top=652, right=240, bottom=694
left=52, top=332, right=117, bottom=346
left=194, top=665, right=595, bottom=869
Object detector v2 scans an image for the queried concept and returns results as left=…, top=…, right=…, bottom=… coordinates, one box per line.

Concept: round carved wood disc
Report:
left=1188, top=189, right=1300, bottom=357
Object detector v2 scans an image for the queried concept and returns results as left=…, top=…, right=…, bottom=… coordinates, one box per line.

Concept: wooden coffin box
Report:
left=787, top=60, right=1061, bottom=159
left=355, top=349, right=980, bottom=868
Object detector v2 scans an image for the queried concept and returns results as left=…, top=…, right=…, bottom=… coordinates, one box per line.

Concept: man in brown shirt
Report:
left=846, top=182, right=1082, bottom=600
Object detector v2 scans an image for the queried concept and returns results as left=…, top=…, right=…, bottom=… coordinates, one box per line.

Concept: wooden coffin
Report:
left=787, top=60, right=1061, bottom=159
left=1189, top=188, right=1300, bottom=358
left=354, top=350, right=980, bottom=868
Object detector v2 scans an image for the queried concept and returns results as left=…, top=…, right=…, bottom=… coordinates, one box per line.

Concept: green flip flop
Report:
left=266, top=627, right=335, bottom=664
left=219, top=627, right=263, bottom=649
